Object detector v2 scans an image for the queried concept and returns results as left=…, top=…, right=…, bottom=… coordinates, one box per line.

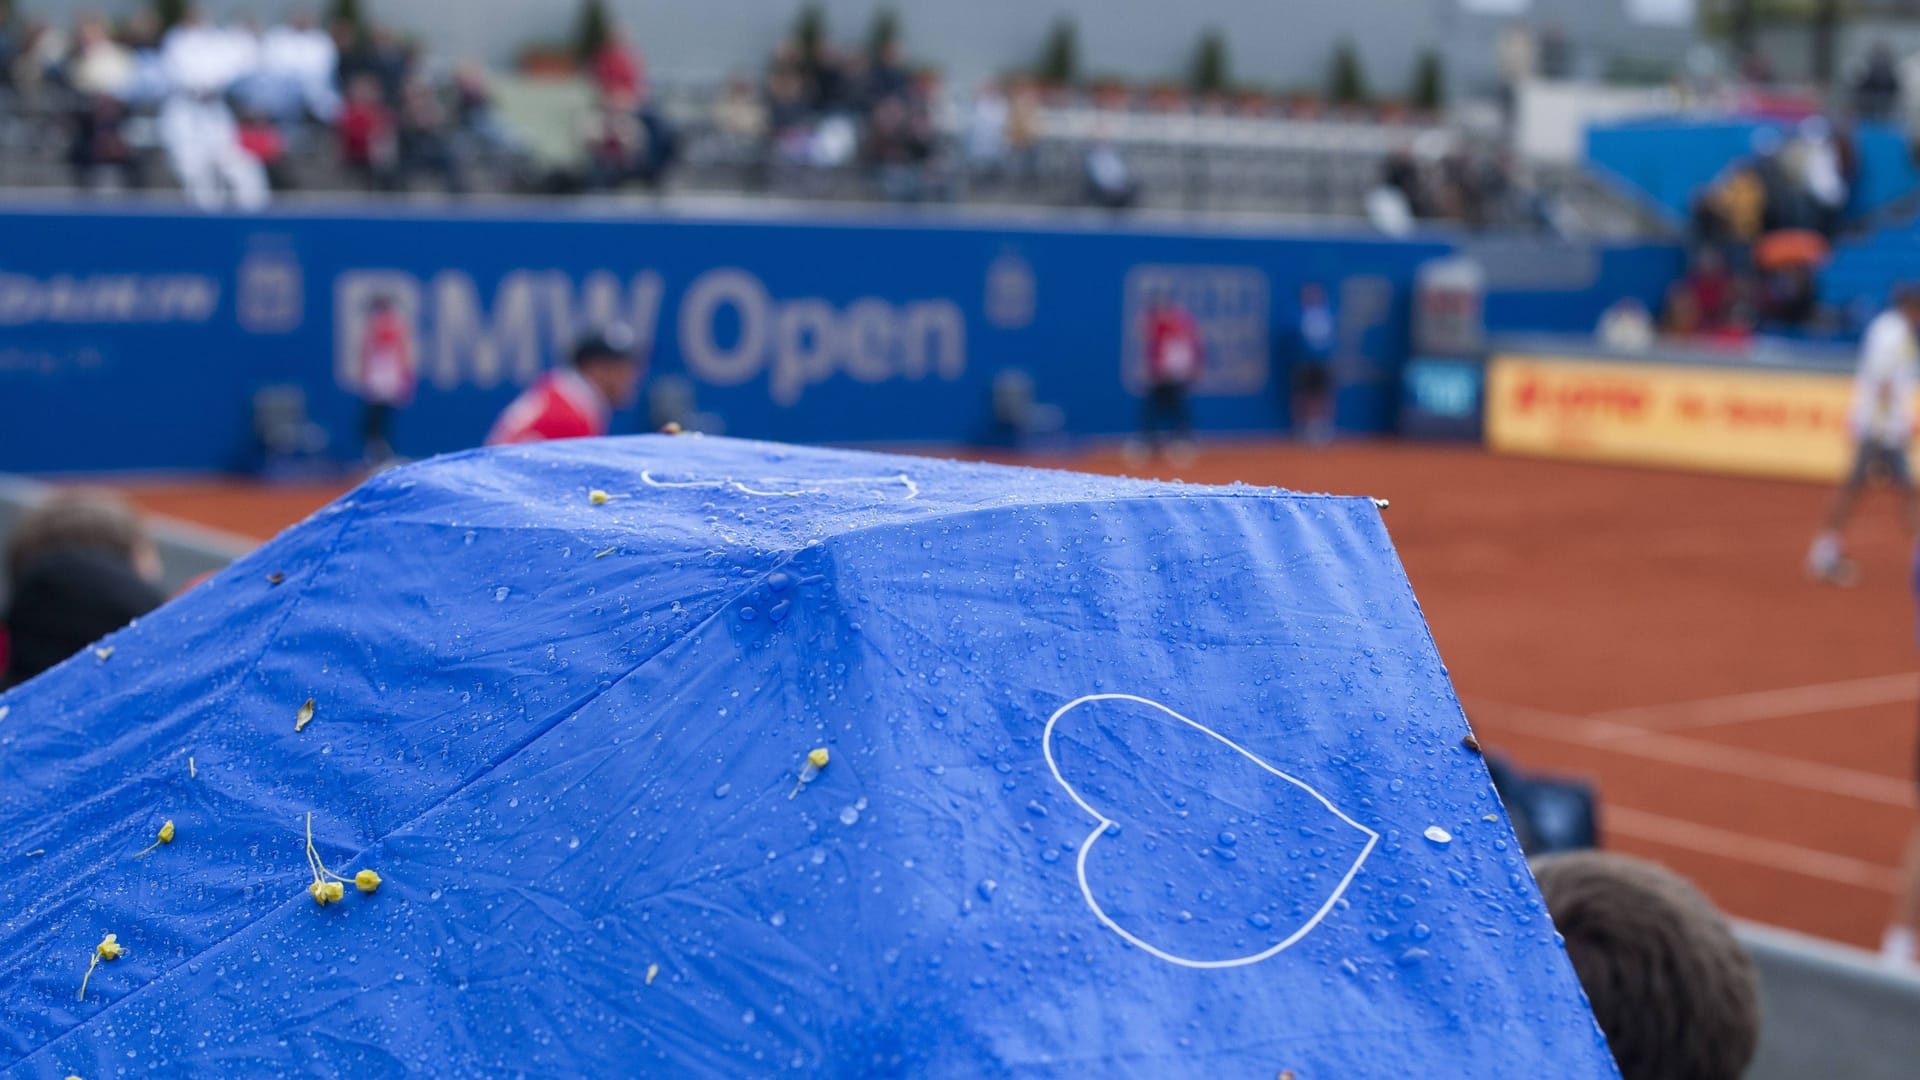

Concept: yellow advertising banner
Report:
left=1485, top=353, right=1871, bottom=482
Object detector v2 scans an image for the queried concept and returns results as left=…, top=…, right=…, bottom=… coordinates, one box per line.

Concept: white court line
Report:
left=1043, top=693, right=1378, bottom=970
left=1591, top=673, right=1919, bottom=734
left=1464, top=698, right=1917, bottom=808
left=1606, top=806, right=1901, bottom=893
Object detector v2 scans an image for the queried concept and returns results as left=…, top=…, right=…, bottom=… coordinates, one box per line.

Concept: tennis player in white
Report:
left=1807, top=284, right=1920, bottom=585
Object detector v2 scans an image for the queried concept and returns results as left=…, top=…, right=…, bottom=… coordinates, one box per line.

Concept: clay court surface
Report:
left=107, top=441, right=1920, bottom=949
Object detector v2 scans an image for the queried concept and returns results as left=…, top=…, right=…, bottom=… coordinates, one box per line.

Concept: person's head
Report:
left=571, top=324, right=644, bottom=409
left=1301, top=282, right=1327, bottom=308
left=125, top=10, right=159, bottom=47
left=75, top=13, right=107, bottom=46
left=346, top=73, right=381, bottom=105
left=1532, top=852, right=1759, bottom=1080
left=6, top=489, right=160, bottom=586
left=870, top=94, right=906, bottom=131
left=1693, top=246, right=1725, bottom=277
left=1893, top=282, right=1920, bottom=328
left=455, top=60, right=489, bottom=95
left=3, top=549, right=164, bottom=687
left=1665, top=282, right=1701, bottom=335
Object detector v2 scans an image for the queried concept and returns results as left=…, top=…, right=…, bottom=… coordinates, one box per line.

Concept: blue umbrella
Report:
left=0, top=436, right=1613, bottom=1077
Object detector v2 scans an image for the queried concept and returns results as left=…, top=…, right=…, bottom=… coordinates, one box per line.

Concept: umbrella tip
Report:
left=1372, top=497, right=1390, bottom=510
left=659, top=421, right=683, bottom=435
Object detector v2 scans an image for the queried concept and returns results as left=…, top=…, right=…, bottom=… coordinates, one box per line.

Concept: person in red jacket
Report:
left=485, top=326, right=645, bottom=446
left=1137, top=293, right=1205, bottom=461
left=353, top=293, right=415, bottom=465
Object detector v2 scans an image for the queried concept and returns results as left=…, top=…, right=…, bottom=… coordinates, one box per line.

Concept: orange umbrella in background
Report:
left=1755, top=228, right=1832, bottom=271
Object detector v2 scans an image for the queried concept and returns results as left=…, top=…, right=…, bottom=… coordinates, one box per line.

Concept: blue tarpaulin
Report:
left=0, top=436, right=1615, bottom=1077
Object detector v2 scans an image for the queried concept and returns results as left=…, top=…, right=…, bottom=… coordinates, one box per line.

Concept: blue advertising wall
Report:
left=0, top=205, right=1678, bottom=474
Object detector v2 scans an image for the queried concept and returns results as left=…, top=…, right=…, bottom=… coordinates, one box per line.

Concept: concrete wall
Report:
left=1737, top=921, right=1920, bottom=1080
left=13, top=0, right=1698, bottom=99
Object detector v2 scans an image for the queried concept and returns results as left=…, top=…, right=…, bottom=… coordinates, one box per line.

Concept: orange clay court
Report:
left=108, top=440, right=1920, bottom=951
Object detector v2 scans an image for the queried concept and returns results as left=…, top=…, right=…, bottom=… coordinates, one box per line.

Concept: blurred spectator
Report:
left=1761, top=264, right=1820, bottom=328
left=2, top=492, right=165, bottom=689
left=486, top=326, right=645, bottom=445
left=8, top=19, right=68, bottom=108
left=1084, top=139, right=1137, bottom=209
left=712, top=74, right=769, bottom=186
left=121, top=11, right=169, bottom=107
left=1381, top=149, right=1428, bottom=219
left=1438, top=152, right=1486, bottom=228
left=1683, top=247, right=1735, bottom=329
left=1662, top=283, right=1703, bottom=338
left=247, top=10, right=339, bottom=123
left=158, top=9, right=269, bottom=210
left=865, top=94, right=928, bottom=201
left=809, top=42, right=847, bottom=113
left=1854, top=43, right=1902, bottom=122
left=1533, top=852, right=1760, bottom=1080
left=1006, top=78, right=1041, bottom=182
left=68, top=92, right=143, bottom=192
left=66, top=13, right=132, bottom=101
left=964, top=79, right=1009, bottom=183
left=396, top=79, right=464, bottom=193
left=713, top=75, right=769, bottom=143
left=581, top=90, right=644, bottom=191
left=835, top=48, right=874, bottom=115
left=452, top=62, right=515, bottom=151
left=766, top=64, right=811, bottom=151
left=350, top=293, right=415, bottom=465
left=1136, top=292, right=1203, bottom=460
left=338, top=23, right=411, bottom=107
left=870, top=40, right=911, bottom=104
left=337, top=73, right=396, bottom=190
left=236, top=106, right=291, bottom=190
left=1794, top=117, right=1848, bottom=237
left=1710, top=164, right=1766, bottom=259
left=1597, top=297, right=1656, bottom=352
left=593, top=25, right=645, bottom=104
left=1289, top=282, right=1337, bottom=445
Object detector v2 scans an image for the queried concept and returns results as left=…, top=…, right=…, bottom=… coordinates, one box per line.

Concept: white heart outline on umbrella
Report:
left=1042, top=693, right=1380, bottom=969
left=640, top=471, right=920, bottom=500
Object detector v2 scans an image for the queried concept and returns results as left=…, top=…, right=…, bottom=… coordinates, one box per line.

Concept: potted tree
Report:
left=1034, top=18, right=1079, bottom=103
left=1327, top=39, right=1370, bottom=118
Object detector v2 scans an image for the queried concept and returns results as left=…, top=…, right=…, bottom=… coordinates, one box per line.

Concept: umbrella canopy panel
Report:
left=0, top=436, right=1614, bottom=1078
